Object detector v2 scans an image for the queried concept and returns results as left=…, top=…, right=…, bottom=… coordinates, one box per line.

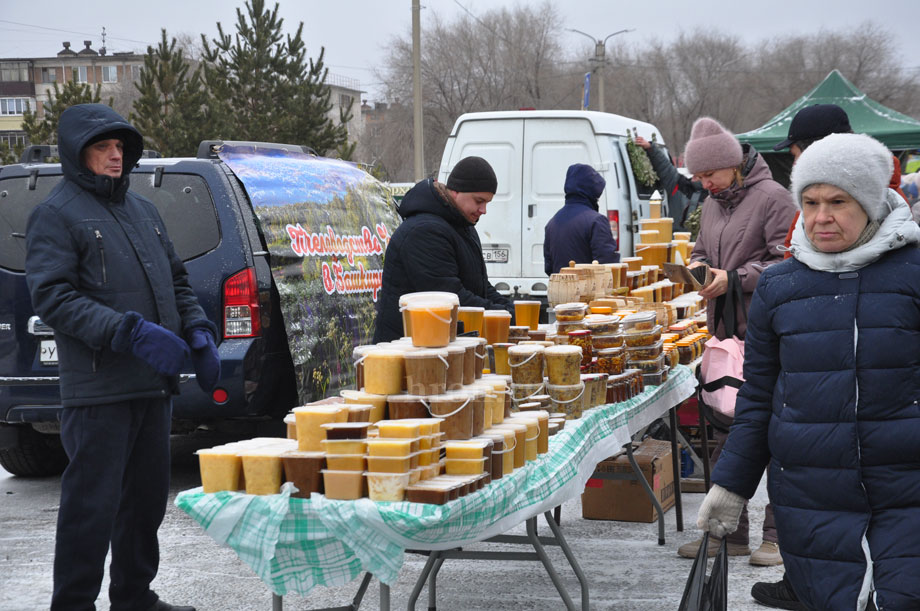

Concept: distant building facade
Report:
left=2, top=41, right=364, bottom=153
left=0, top=41, right=145, bottom=149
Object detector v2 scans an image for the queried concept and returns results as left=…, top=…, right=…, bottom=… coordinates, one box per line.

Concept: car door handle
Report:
left=528, top=204, right=535, bottom=218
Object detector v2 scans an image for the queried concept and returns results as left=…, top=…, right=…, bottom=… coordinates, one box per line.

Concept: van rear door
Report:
left=441, top=118, right=523, bottom=278
left=521, top=117, right=603, bottom=276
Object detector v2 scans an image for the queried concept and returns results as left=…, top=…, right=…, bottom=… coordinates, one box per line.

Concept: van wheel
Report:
left=0, top=425, right=68, bottom=477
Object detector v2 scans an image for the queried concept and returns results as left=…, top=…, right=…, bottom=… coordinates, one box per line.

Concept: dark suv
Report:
left=0, top=141, right=366, bottom=476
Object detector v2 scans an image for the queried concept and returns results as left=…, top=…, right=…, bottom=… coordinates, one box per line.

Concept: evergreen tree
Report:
left=131, top=30, right=210, bottom=157
left=200, top=0, right=352, bottom=157
left=0, top=140, right=23, bottom=165
left=21, top=80, right=109, bottom=145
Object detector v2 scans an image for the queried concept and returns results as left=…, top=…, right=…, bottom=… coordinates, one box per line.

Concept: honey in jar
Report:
left=457, top=306, right=485, bottom=337
left=406, top=301, right=453, bottom=348
left=513, top=300, right=541, bottom=331
left=363, top=349, right=406, bottom=395
left=483, top=310, right=512, bottom=345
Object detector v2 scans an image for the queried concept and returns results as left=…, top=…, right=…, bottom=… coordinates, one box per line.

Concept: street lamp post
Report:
left=568, top=28, right=634, bottom=112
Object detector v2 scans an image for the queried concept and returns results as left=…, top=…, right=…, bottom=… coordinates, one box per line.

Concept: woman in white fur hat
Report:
left=696, top=133, right=920, bottom=610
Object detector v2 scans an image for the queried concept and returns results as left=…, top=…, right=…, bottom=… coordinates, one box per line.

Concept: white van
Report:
left=438, top=110, right=668, bottom=297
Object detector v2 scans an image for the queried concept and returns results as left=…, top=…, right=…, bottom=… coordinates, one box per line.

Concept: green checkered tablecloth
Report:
left=175, top=364, right=696, bottom=596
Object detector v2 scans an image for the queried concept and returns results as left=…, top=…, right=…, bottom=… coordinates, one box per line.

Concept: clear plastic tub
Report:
left=376, top=420, right=422, bottom=439
left=320, top=421, right=371, bottom=440
left=400, top=292, right=459, bottom=342
left=386, top=394, right=428, bottom=420
left=508, top=344, right=545, bottom=385
left=324, top=453, right=367, bottom=471
left=403, top=349, right=449, bottom=395
left=363, top=349, right=406, bottom=395
left=319, top=438, right=368, bottom=455
left=322, top=470, right=366, bottom=500
left=626, top=338, right=664, bottom=360
left=584, top=314, right=620, bottom=335
left=623, top=324, right=663, bottom=347
left=628, top=353, right=666, bottom=373
left=366, top=453, right=416, bottom=473
left=366, top=437, right=420, bottom=457
left=444, top=457, right=488, bottom=476
left=544, top=345, right=583, bottom=385
left=546, top=381, right=586, bottom=419
left=553, top=302, right=587, bottom=321
left=620, top=311, right=657, bottom=332
left=592, top=333, right=625, bottom=350
left=641, top=367, right=669, bottom=386
left=427, top=393, right=473, bottom=440
left=444, top=344, right=466, bottom=391
left=280, top=451, right=326, bottom=498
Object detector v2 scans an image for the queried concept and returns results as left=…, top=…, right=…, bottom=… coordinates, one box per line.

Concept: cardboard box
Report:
left=582, top=438, right=675, bottom=522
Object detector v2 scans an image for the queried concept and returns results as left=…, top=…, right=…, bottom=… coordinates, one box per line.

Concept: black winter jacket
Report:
left=25, top=104, right=212, bottom=406
left=373, top=179, right=511, bottom=342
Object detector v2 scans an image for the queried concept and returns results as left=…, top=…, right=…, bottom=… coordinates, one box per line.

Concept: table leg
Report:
left=668, top=408, right=684, bottom=531
left=543, top=511, right=590, bottom=611
left=380, top=582, right=390, bottom=611
left=406, top=552, right=441, bottom=611
left=272, top=592, right=283, bottom=611
left=428, top=555, right=445, bottom=611
left=525, top=517, right=577, bottom=611
left=625, top=442, right=666, bottom=545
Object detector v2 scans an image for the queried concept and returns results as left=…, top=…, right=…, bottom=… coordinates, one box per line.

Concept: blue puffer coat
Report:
left=543, top=164, right=619, bottom=275
left=713, top=219, right=920, bottom=609
left=25, top=104, right=212, bottom=406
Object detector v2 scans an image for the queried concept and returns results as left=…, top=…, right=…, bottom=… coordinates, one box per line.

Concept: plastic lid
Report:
left=483, top=310, right=512, bottom=318
left=622, top=311, right=657, bottom=325
left=403, top=348, right=449, bottom=359
left=445, top=344, right=466, bottom=355
left=555, top=302, right=587, bottom=311
left=399, top=291, right=460, bottom=306
left=513, top=300, right=541, bottom=305
left=597, top=346, right=625, bottom=355
left=508, top=344, right=544, bottom=356
left=458, top=306, right=485, bottom=312
left=365, top=348, right=408, bottom=358
left=544, top=345, right=583, bottom=356
left=405, top=300, right=455, bottom=311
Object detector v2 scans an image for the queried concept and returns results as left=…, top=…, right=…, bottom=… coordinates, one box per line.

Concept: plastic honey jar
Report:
left=341, top=389, right=387, bottom=423
left=403, top=349, right=448, bottom=395
left=507, top=344, right=545, bottom=385
left=513, top=300, right=541, bottom=330
left=483, top=310, right=512, bottom=345
left=457, top=306, right=485, bottom=337
left=484, top=427, right=516, bottom=475
left=406, top=301, right=453, bottom=348
left=197, top=446, right=242, bottom=493
left=399, top=292, right=460, bottom=341
left=505, top=416, right=539, bottom=461
left=543, top=345, right=583, bottom=385
left=492, top=342, right=514, bottom=375
left=294, top=405, right=347, bottom=451
left=491, top=422, right=527, bottom=469
left=363, top=349, right=406, bottom=395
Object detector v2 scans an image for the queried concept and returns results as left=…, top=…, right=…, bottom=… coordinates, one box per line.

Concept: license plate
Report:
left=39, top=339, right=58, bottom=365
left=483, top=248, right=509, bottom=263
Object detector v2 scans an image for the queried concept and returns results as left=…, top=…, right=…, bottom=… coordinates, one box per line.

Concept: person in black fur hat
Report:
left=373, top=157, right=512, bottom=342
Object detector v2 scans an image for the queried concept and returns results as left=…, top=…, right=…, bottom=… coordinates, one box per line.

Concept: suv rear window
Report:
left=0, top=171, right=219, bottom=272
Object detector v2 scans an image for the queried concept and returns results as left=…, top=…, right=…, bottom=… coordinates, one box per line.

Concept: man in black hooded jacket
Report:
left=25, top=104, right=216, bottom=611
left=373, top=156, right=512, bottom=342
left=543, top=163, right=619, bottom=275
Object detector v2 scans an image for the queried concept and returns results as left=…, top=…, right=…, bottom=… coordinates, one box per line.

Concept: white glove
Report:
left=696, top=484, right=745, bottom=538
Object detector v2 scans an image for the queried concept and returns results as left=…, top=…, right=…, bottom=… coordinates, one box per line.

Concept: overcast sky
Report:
left=2, top=0, right=918, bottom=101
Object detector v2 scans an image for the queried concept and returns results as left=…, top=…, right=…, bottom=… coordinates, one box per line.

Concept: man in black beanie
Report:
left=373, top=156, right=512, bottom=342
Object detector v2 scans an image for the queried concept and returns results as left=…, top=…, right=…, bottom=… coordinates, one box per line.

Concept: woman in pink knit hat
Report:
left=678, top=117, right=797, bottom=565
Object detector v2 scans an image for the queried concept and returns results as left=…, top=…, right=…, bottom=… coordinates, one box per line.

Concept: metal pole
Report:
left=412, top=0, right=425, bottom=181
left=595, top=42, right=605, bottom=113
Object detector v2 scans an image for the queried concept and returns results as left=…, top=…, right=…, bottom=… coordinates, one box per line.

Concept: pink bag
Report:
left=700, top=336, right=745, bottom=418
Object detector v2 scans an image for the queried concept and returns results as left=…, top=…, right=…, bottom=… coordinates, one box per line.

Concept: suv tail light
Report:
left=607, top=210, right=620, bottom=253
left=223, top=268, right=260, bottom=338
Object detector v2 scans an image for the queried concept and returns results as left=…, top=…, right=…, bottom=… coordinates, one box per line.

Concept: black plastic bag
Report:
left=678, top=536, right=728, bottom=611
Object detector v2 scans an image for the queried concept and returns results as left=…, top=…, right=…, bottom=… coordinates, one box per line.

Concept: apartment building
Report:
left=1, top=40, right=364, bottom=153
left=0, top=41, right=144, bottom=149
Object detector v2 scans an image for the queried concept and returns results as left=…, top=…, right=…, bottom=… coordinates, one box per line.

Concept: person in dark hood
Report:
left=542, top=163, right=619, bottom=275
left=373, top=156, right=512, bottom=342
left=25, top=104, right=217, bottom=611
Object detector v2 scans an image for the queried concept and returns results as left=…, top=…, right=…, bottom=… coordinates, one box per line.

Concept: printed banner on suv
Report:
left=219, top=145, right=400, bottom=402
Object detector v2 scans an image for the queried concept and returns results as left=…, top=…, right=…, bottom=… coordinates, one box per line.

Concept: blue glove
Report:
left=111, top=311, right=189, bottom=376
left=188, top=328, right=221, bottom=392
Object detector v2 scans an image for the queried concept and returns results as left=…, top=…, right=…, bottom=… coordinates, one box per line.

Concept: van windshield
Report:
left=0, top=172, right=219, bottom=272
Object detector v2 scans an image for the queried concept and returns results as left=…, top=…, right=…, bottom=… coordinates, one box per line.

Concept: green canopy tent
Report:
left=736, top=70, right=920, bottom=186
left=738, top=69, right=920, bottom=151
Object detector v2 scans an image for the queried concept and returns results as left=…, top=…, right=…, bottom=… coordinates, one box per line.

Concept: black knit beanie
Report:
left=446, top=156, right=498, bottom=193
